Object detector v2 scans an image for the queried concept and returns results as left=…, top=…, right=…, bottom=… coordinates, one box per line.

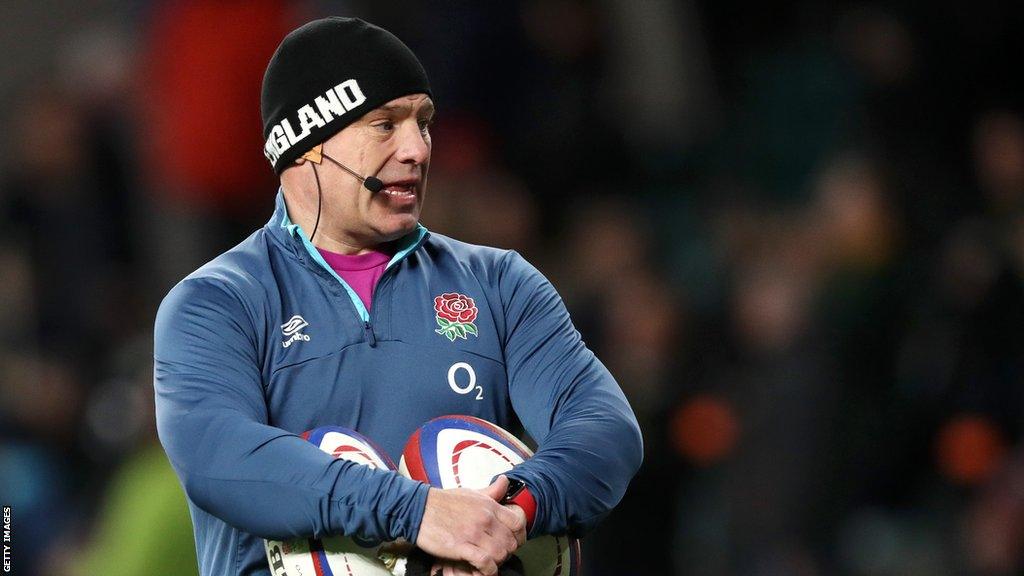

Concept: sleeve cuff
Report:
left=397, top=480, right=431, bottom=543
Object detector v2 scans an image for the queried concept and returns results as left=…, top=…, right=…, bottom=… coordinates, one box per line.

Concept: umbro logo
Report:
left=281, top=315, right=311, bottom=348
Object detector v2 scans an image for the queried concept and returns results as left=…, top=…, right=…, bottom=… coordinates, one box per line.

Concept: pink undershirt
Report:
left=317, top=247, right=391, bottom=312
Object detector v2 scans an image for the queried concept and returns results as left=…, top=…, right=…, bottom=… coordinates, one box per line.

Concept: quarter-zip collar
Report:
left=266, top=188, right=429, bottom=321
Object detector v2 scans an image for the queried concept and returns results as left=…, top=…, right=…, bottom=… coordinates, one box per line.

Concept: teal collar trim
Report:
left=275, top=189, right=428, bottom=321
left=387, top=224, right=429, bottom=268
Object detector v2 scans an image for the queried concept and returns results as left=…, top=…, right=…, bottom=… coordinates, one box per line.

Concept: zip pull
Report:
left=364, top=321, right=377, bottom=347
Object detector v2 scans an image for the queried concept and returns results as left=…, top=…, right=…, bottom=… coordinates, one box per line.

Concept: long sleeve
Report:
left=497, top=251, right=643, bottom=538
left=153, top=277, right=429, bottom=542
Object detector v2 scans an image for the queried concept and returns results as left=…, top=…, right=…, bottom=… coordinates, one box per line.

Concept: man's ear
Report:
left=299, top=144, right=323, bottom=165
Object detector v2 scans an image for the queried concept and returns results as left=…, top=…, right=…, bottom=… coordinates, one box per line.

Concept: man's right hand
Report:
left=415, top=476, right=526, bottom=576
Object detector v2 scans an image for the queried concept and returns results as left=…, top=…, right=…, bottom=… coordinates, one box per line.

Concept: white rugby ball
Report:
left=400, top=415, right=581, bottom=576
left=265, top=426, right=403, bottom=576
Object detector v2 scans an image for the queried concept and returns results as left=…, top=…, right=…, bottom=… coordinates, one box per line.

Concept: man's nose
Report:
left=394, top=121, right=430, bottom=165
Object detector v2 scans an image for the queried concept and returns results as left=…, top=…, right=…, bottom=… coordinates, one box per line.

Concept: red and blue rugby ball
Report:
left=400, top=415, right=581, bottom=576
left=264, top=426, right=400, bottom=576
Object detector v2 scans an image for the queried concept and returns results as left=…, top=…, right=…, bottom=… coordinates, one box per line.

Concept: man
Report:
left=154, top=17, right=642, bottom=576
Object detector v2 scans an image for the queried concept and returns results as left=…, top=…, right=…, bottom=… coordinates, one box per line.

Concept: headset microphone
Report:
left=322, top=154, right=385, bottom=193
left=301, top=144, right=388, bottom=242
left=301, top=144, right=385, bottom=192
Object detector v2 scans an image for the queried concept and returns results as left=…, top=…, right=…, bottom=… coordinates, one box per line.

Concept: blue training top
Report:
left=154, top=191, right=643, bottom=576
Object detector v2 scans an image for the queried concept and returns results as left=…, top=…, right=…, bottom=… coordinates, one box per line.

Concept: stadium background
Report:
left=2, top=1, right=1023, bottom=574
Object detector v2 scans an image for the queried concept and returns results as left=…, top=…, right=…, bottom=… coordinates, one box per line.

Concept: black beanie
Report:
left=261, top=17, right=431, bottom=174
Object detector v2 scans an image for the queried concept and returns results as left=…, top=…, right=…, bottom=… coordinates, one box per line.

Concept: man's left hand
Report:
left=429, top=500, right=527, bottom=576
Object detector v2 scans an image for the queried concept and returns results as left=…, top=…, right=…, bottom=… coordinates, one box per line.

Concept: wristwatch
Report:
left=500, top=478, right=537, bottom=530
left=501, top=478, right=527, bottom=504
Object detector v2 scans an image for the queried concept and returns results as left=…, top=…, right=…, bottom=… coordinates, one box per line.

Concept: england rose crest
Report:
left=434, top=292, right=479, bottom=341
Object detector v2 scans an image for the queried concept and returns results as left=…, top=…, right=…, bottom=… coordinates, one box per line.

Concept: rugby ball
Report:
left=265, top=426, right=403, bottom=576
left=400, top=415, right=581, bottom=576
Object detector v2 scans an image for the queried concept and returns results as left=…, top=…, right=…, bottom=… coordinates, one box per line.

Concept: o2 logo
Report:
left=448, top=362, right=483, bottom=400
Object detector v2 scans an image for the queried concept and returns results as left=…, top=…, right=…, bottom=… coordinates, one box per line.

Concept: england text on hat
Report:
left=263, top=78, right=366, bottom=166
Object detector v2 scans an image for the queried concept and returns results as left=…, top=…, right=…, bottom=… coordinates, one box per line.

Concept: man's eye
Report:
left=418, top=119, right=432, bottom=133
left=375, top=121, right=395, bottom=132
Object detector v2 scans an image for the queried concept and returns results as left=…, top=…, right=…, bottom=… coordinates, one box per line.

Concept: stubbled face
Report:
left=308, top=93, right=434, bottom=250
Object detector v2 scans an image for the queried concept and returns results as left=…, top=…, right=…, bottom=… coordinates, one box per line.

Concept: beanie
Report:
left=261, top=17, right=431, bottom=174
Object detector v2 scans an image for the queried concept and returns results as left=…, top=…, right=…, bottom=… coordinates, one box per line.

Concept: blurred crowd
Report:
left=2, top=1, right=1023, bottom=575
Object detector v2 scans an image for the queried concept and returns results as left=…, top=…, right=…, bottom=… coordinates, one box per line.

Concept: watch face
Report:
left=503, top=478, right=526, bottom=502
